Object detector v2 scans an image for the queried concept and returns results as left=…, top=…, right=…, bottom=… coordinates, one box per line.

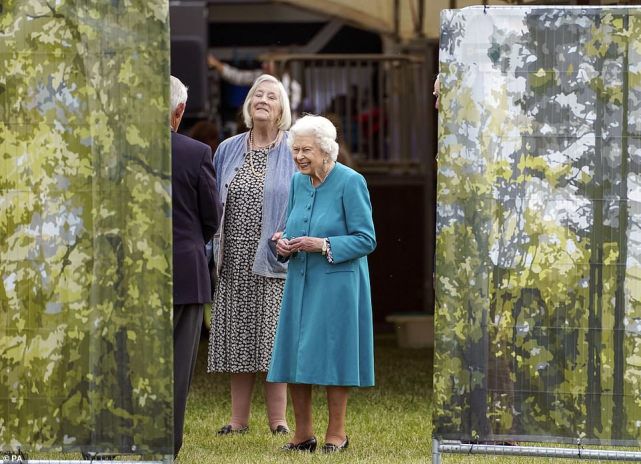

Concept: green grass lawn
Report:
left=180, top=334, right=615, bottom=464
left=178, top=334, right=432, bottom=464
left=28, top=333, right=625, bottom=463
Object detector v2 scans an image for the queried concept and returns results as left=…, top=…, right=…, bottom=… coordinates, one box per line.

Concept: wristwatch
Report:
left=321, top=238, right=328, bottom=256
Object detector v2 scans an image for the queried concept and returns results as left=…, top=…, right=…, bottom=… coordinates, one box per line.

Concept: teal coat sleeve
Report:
left=327, top=173, right=376, bottom=264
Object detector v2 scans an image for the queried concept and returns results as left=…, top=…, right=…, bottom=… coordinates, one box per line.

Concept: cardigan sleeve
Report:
left=282, top=174, right=297, bottom=240
left=327, top=173, right=376, bottom=263
left=213, top=143, right=224, bottom=191
left=198, top=146, right=223, bottom=242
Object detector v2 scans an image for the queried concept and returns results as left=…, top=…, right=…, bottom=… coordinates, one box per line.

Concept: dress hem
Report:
left=266, top=376, right=375, bottom=387
left=208, top=368, right=270, bottom=374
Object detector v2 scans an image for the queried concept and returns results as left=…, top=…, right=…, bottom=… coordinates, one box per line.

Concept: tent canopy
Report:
left=277, top=0, right=527, bottom=41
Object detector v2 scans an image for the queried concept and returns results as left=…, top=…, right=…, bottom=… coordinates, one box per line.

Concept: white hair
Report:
left=287, top=115, right=339, bottom=161
left=242, top=74, right=292, bottom=130
left=170, top=75, right=188, bottom=113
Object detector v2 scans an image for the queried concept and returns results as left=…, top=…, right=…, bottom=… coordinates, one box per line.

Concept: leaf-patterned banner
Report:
left=434, top=6, right=641, bottom=446
left=0, top=0, right=172, bottom=454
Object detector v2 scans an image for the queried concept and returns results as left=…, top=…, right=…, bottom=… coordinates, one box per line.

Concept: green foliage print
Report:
left=0, top=0, right=172, bottom=454
left=434, top=6, right=641, bottom=446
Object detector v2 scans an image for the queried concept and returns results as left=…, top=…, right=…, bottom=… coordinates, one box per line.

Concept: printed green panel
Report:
left=434, top=6, right=641, bottom=446
left=0, top=1, right=172, bottom=454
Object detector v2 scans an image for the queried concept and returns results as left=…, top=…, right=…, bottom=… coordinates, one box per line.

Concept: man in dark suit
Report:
left=170, top=75, right=222, bottom=458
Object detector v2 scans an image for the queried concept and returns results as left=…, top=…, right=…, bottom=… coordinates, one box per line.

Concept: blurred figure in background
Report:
left=189, top=120, right=220, bottom=157
left=324, top=113, right=357, bottom=170
left=208, top=53, right=301, bottom=116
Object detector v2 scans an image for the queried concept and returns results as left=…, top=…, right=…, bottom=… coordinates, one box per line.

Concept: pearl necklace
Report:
left=249, top=129, right=279, bottom=150
left=248, top=130, right=279, bottom=177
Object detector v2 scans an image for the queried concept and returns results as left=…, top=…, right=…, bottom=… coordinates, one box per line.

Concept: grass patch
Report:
left=179, top=334, right=431, bottom=464
left=181, top=334, right=616, bottom=464
left=25, top=333, right=623, bottom=463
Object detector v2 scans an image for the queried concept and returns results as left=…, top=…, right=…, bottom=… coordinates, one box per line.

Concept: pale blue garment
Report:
left=267, top=163, right=376, bottom=386
left=212, top=131, right=297, bottom=278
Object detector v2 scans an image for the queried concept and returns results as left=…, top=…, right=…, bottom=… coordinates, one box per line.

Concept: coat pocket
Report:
left=325, top=259, right=356, bottom=274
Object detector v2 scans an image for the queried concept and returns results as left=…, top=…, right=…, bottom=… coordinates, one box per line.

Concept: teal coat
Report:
left=267, top=163, right=376, bottom=387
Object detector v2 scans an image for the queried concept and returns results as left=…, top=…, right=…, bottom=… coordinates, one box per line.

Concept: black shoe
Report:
left=271, top=425, right=290, bottom=435
left=281, top=436, right=317, bottom=452
left=217, top=424, right=249, bottom=435
left=321, top=436, right=349, bottom=453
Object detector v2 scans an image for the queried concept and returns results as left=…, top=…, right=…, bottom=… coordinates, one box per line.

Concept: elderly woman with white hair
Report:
left=207, top=74, right=296, bottom=435
left=267, top=115, right=376, bottom=453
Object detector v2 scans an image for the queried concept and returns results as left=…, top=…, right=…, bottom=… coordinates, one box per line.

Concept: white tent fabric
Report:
left=277, top=0, right=522, bottom=41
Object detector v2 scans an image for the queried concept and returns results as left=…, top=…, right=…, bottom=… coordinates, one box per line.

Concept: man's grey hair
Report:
left=242, top=74, right=291, bottom=130
left=170, top=75, right=188, bottom=113
left=287, top=115, right=339, bottom=161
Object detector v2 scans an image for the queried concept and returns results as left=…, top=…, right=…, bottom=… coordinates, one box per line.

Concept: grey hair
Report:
left=287, top=115, right=339, bottom=161
left=170, top=75, right=188, bottom=113
left=242, top=74, right=292, bottom=130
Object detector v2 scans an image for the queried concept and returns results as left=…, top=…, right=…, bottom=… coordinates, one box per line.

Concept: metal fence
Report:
left=271, top=54, right=429, bottom=174
left=433, top=440, right=641, bottom=463
left=26, top=461, right=170, bottom=464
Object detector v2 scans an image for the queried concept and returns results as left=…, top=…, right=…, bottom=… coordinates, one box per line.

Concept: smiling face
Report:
left=250, top=81, right=282, bottom=126
left=291, top=135, right=327, bottom=181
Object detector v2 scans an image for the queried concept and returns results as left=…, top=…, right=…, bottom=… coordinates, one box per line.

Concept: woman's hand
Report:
left=288, top=236, right=324, bottom=253
left=272, top=232, right=293, bottom=257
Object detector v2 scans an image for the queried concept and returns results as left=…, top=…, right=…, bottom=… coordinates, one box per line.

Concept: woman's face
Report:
left=291, top=135, right=327, bottom=178
left=250, top=81, right=282, bottom=126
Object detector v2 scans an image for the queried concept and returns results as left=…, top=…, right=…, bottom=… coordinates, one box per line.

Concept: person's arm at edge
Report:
left=220, top=64, right=262, bottom=86
left=209, top=53, right=261, bottom=86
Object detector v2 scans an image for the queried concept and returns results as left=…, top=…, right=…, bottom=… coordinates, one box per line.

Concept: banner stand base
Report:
left=27, top=456, right=174, bottom=464
left=433, top=439, right=641, bottom=462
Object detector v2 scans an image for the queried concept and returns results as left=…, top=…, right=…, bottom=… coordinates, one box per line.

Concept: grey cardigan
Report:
left=212, top=131, right=297, bottom=278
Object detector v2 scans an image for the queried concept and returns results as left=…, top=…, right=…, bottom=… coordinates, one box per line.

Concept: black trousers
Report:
left=173, top=303, right=203, bottom=457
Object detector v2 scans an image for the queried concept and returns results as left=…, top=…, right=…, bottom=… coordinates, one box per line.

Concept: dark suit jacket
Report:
left=172, top=131, right=222, bottom=305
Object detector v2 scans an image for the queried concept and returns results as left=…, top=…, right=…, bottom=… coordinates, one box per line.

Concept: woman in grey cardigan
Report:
left=207, top=74, right=297, bottom=435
